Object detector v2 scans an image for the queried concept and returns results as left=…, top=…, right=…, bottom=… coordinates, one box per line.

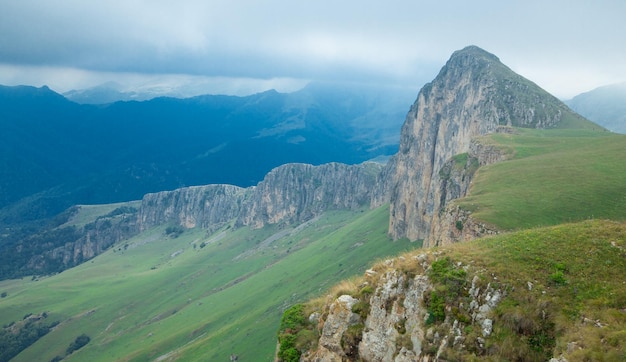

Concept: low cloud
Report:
left=1, top=1, right=625, bottom=98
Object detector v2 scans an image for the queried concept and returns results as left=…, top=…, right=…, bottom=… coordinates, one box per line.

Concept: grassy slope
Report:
left=459, top=128, right=626, bottom=230
left=0, top=205, right=415, bottom=361
left=63, top=201, right=141, bottom=228
left=446, top=220, right=626, bottom=360
left=289, top=126, right=626, bottom=360
left=326, top=220, right=626, bottom=361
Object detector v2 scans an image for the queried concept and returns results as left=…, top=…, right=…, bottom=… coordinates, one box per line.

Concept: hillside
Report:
left=456, top=128, right=625, bottom=230
left=566, top=82, right=626, bottom=134
left=0, top=206, right=414, bottom=361
left=286, top=220, right=626, bottom=361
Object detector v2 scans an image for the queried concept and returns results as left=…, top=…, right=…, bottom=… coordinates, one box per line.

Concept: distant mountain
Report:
left=62, top=81, right=151, bottom=104
left=565, top=82, right=626, bottom=133
left=0, top=82, right=414, bottom=223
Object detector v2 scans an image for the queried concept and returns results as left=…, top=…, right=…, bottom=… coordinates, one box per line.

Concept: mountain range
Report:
left=0, top=46, right=624, bottom=361
left=0, top=81, right=414, bottom=223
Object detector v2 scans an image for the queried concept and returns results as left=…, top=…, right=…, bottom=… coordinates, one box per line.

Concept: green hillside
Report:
left=459, top=128, right=626, bottom=230
left=280, top=127, right=626, bottom=360
left=0, top=206, right=414, bottom=361
left=295, top=220, right=626, bottom=361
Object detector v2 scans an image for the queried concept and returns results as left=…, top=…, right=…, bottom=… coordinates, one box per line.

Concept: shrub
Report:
left=165, top=225, right=184, bottom=238
left=351, top=300, right=370, bottom=320
left=277, top=333, right=299, bottom=361
left=277, top=304, right=308, bottom=361
left=279, top=304, right=306, bottom=333
left=427, top=289, right=446, bottom=323
left=66, top=334, right=90, bottom=354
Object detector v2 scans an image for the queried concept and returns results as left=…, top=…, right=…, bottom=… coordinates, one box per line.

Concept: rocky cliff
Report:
left=11, top=161, right=382, bottom=279
left=279, top=250, right=506, bottom=362
left=139, top=184, right=247, bottom=232
left=237, top=162, right=383, bottom=228
left=138, top=161, right=384, bottom=232
left=385, top=45, right=588, bottom=245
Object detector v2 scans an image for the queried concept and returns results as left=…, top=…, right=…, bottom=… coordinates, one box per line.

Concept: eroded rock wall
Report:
left=137, top=162, right=383, bottom=232
left=386, top=46, right=576, bottom=243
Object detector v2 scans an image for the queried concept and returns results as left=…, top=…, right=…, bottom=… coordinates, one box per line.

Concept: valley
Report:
left=0, top=206, right=413, bottom=361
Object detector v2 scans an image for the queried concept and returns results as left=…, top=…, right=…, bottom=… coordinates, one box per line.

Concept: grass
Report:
left=444, top=220, right=626, bottom=360
left=301, top=219, right=626, bottom=360
left=458, top=128, right=626, bottom=230
left=62, top=201, right=141, bottom=228
left=0, top=205, right=416, bottom=361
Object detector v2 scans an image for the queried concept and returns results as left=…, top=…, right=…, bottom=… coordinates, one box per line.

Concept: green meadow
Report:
left=0, top=205, right=414, bottom=361
left=459, top=128, right=626, bottom=230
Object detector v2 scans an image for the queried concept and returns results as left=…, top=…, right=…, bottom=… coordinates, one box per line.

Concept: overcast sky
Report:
left=1, top=0, right=624, bottom=99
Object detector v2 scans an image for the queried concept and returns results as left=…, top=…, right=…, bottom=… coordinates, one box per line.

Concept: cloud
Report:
left=1, top=0, right=625, bottom=98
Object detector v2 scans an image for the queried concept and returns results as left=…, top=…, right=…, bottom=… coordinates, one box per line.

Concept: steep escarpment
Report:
left=4, top=161, right=382, bottom=279
left=139, top=184, right=247, bottom=232
left=238, top=162, right=383, bottom=228
left=138, top=161, right=383, bottom=232
left=4, top=205, right=139, bottom=278
left=385, top=45, right=591, bottom=245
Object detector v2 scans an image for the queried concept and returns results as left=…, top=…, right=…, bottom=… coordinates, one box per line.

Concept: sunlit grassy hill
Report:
left=294, top=219, right=626, bottom=361
left=280, top=127, right=626, bottom=361
left=458, top=128, right=626, bottom=230
left=0, top=206, right=414, bottom=361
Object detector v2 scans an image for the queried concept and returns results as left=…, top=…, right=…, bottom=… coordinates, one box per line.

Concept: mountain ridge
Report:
left=0, top=82, right=412, bottom=223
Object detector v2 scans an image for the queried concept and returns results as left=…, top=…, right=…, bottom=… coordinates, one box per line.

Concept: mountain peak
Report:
left=386, top=46, right=598, bottom=243
left=450, top=45, right=501, bottom=62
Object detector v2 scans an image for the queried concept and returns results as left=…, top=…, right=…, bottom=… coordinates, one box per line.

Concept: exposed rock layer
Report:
left=300, top=254, right=505, bottom=361
left=138, top=162, right=383, bottom=232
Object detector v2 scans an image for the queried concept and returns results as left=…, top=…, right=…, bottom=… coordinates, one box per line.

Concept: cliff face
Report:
left=19, top=161, right=381, bottom=278
left=137, top=162, right=383, bottom=232
left=139, top=184, right=248, bottom=232
left=386, top=45, right=582, bottom=244
left=237, top=162, right=383, bottom=228
left=24, top=207, right=139, bottom=275
left=291, top=252, right=505, bottom=362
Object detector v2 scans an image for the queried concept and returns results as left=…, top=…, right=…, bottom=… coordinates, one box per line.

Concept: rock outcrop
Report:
left=384, top=45, right=587, bottom=245
left=139, top=184, right=247, bottom=232
left=298, top=253, right=505, bottom=361
left=137, top=162, right=384, bottom=232
left=237, top=162, right=383, bottom=228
